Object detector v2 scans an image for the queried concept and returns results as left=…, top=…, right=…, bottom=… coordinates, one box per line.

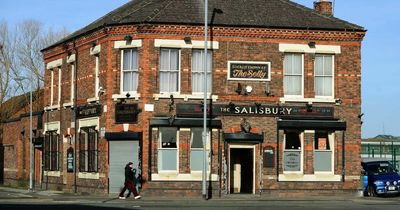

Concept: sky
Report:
left=1, top=0, right=399, bottom=138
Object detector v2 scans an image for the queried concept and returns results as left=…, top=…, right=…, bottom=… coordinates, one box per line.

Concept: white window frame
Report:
left=283, top=54, right=304, bottom=98
left=314, top=131, right=335, bottom=174
left=191, top=49, right=212, bottom=94
left=282, top=131, right=304, bottom=174
left=95, top=55, right=99, bottom=98
left=159, top=48, right=181, bottom=94
left=58, top=67, right=61, bottom=106
left=120, top=48, right=139, bottom=95
left=190, top=128, right=210, bottom=172
left=314, top=54, right=334, bottom=99
left=158, top=127, right=179, bottom=172
left=50, top=70, right=54, bottom=106
left=70, top=64, right=75, bottom=102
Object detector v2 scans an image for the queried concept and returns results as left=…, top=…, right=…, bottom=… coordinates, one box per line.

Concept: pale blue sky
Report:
left=1, top=0, right=399, bottom=138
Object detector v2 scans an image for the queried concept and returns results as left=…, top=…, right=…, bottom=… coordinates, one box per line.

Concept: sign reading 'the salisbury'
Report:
left=228, top=61, right=271, bottom=81
left=176, top=103, right=334, bottom=119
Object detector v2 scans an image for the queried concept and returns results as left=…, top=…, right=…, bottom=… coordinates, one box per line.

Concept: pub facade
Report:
left=40, top=0, right=365, bottom=197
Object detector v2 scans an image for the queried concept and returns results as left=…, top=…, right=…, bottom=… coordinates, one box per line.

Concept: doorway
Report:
left=229, top=147, right=254, bottom=194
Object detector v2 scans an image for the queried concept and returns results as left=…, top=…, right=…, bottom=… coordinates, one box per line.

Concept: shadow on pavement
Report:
left=0, top=204, right=137, bottom=210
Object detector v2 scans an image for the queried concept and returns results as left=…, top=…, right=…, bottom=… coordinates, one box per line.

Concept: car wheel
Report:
left=367, top=185, right=377, bottom=197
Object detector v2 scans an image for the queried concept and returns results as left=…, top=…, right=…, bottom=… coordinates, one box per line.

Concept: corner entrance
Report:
left=229, top=147, right=254, bottom=194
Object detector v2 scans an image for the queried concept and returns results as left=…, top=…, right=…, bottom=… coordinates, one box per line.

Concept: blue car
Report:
left=362, top=160, right=400, bottom=196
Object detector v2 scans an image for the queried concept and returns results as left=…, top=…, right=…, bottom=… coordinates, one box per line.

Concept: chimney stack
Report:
left=314, top=0, right=333, bottom=16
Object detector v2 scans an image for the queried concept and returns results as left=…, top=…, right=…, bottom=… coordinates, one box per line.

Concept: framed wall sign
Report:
left=228, top=61, right=271, bottom=81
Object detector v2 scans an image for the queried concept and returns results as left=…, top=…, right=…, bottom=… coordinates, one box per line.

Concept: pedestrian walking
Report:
left=119, top=162, right=141, bottom=200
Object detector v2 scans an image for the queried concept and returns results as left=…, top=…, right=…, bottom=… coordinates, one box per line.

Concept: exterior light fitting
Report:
left=184, top=37, right=192, bottom=44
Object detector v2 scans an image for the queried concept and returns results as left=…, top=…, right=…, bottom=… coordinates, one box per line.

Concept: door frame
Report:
left=228, top=144, right=256, bottom=194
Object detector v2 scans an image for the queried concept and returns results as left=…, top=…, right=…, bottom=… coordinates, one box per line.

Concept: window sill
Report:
left=279, top=174, right=341, bottom=182
left=151, top=173, right=218, bottom=181
left=78, top=172, right=100, bottom=179
left=153, top=93, right=218, bottom=102
left=63, top=102, right=74, bottom=108
left=87, top=97, right=99, bottom=103
left=280, top=97, right=335, bottom=104
left=112, top=93, right=140, bottom=101
left=44, top=171, right=61, bottom=177
left=44, top=104, right=60, bottom=111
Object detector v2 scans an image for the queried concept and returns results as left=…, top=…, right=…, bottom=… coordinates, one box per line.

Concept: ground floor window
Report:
left=44, top=130, right=60, bottom=171
left=79, top=126, right=98, bottom=172
left=314, top=131, right=334, bottom=172
left=158, top=127, right=178, bottom=171
left=190, top=128, right=210, bottom=171
left=283, top=130, right=302, bottom=172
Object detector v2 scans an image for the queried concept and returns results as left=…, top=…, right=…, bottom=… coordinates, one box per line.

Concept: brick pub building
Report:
left=38, top=0, right=366, bottom=197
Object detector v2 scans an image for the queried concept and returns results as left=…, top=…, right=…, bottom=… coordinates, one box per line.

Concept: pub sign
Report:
left=228, top=61, right=271, bottom=81
left=115, top=103, right=140, bottom=123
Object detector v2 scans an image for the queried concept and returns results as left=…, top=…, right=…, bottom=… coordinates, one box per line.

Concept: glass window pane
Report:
left=315, top=56, right=323, bottom=76
left=324, top=56, right=333, bottom=75
left=285, top=132, right=301, bottom=150
left=160, top=49, right=170, bottom=70
left=158, top=149, right=177, bottom=171
left=123, top=50, right=131, bottom=70
left=293, top=54, right=302, bottom=74
left=191, top=128, right=203, bottom=148
left=170, top=49, right=179, bottom=70
left=160, top=127, right=177, bottom=148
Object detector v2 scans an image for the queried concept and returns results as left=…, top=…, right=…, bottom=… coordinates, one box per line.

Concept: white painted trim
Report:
left=46, top=58, right=62, bottom=69
left=283, top=54, right=304, bottom=98
left=58, top=68, right=61, bottom=105
left=228, top=144, right=256, bottom=194
left=280, top=97, right=336, bottom=104
left=67, top=54, right=76, bottom=63
left=78, top=172, right=100, bottom=179
left=4, top=168, right=18, bottom=172
left=94, top=56, right=99, bottom=98
left=314, top=55, right=335, bottom=99
left=50, top=70, right=54, bottom=106
left=227, top=61, right=271, bottom=81
left=86, top=97, right=99, bottom=103
left=44, top=171, right=61, bottom=177
left=44, top=104, right=60, bottom=111
left=153, top=93, right=218, bottom=102
left=114, top=40, right=142, bottom=48
left=63, top=102, right=74, bottom=108
left=78, top=117, right=99, bottom=132
left=70, top=64, right=75, bottom=102
left=90, top=45, right=101, bottom=55
left=44, top=121, right=61, bottom=134
left=151, top=173, right=218, bottom=181
left=278, top=174, right=341, bottom=182
left=120, top=49, right=139, bottom=95
left=279, top=43, right=341, bottom=54
left=154, top=39, right=219, bottom=49
left=282, top=132, right=304, bottom=174
left=158, top=128, right=179, bottom=172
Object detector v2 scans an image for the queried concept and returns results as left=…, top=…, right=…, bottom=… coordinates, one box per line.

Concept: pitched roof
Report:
left=0, top=89, right=44, bottom=122
left=43, top=0, right=365, bottom=51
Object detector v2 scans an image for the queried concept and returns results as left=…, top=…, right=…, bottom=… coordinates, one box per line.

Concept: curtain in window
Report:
left=315, top=55, right=333, bottom=97
left=160, top=49, right=179, bottom=92
left=190, top=128, right=209, bottom=171
left=122, top=49, right=139, bottom=92
left=284, top=54, right=302, bottom=96
left=191, top=50, right=212, bottom=93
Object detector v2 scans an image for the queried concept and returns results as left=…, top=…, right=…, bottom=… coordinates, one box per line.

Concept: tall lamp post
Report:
left=202, top=0, right=208, bottom=200
left=29, top=67, right=34, bottom=192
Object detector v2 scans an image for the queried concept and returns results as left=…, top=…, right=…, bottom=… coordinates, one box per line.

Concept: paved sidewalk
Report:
left=0, top=185, right=367, bottom=203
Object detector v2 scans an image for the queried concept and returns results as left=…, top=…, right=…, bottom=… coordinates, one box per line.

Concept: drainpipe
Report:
left=342, top=131, right=345, bottom=182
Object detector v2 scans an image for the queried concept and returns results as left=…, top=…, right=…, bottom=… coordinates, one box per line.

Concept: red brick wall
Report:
left=40, top=23, right=364, bottom=195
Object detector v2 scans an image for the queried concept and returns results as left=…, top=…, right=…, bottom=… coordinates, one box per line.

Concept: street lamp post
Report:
left=29, top=69, right=34, bottom=192
left=202, top=0, right=208, bottom=200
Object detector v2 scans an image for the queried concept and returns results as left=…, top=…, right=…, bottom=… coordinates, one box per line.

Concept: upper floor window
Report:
left=283, top=54, right=303, bottom=97
left=44, top=130, right=60, bottom=171
left=160, top=48, right=180, bottom=93
left=70, top=64, right=75, bottom=102
left=121, top=48, right=139, bottom=93
left=314, top=55, right=334, bottom=98
left=191, top=49, right=212, bottom=93
left=79, top=126, right=99, bottom=172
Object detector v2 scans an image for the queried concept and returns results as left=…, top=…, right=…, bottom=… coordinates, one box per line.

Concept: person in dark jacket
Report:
left=119, top=162, right=141, bottom=199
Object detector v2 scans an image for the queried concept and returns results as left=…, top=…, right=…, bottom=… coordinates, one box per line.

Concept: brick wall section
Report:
left=40, top=23, right=364, bottom=196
